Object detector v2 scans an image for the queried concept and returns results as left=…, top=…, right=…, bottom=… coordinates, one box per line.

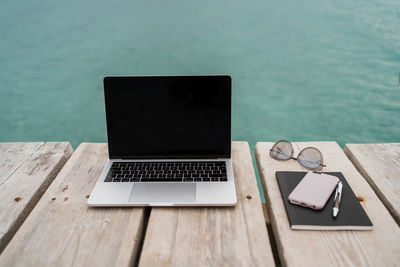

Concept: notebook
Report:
left=276, top=171, right=373, bottom=230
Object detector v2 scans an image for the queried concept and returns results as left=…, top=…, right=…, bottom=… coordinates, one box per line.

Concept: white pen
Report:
left=333, top=181, right=343, bottom=218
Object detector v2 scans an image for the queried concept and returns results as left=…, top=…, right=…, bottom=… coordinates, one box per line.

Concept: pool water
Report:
left=1, top=0, right=399, bottom=199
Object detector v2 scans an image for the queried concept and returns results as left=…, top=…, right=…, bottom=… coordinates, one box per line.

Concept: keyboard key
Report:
left=161, top=179, right=182, bottom=182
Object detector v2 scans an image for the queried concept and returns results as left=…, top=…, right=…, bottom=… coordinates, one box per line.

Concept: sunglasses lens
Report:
left=298, top=147, right=323, bottom=170
left=270, top=141, right=293, bottom=160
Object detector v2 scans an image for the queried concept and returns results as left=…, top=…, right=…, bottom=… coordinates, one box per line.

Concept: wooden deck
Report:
left=0, top=142, right=72, bottom=253
left=0, top=141, right=399, bottom=266
left=0, top=142, right=274, bottom=267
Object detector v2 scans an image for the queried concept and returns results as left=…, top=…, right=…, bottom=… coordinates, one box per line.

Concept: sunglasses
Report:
left=269, top=140, right=326, bottom=171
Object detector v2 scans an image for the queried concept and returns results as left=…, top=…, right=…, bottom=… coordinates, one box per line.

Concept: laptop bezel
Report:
left=103, top=75, right=232, bottom=160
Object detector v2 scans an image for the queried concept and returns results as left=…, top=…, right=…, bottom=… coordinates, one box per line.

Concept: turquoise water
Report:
left=1, top=0, right=400, bottom=198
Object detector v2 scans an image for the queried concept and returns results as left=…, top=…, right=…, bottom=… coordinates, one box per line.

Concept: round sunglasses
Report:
left=269, top=140, right=326, bottom=171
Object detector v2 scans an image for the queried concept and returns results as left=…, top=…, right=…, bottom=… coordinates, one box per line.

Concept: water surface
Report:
left=1, top=0, right=399, bottom=198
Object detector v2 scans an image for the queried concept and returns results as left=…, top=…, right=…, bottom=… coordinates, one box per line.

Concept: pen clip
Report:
left=334, top=181, right=341, bottom=201
left=333, top=181, right=343, bottom=217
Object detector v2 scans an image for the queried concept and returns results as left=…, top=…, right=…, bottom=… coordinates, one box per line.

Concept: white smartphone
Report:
left=288, top=172, right=339, bottom=210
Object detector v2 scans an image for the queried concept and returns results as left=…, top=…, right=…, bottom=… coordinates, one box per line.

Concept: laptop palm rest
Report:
left=129, top=183, right=196, bottom=202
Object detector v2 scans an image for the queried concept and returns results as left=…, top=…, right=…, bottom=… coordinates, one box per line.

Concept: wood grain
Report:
left=345, top=143, right=400, bottom=226
left=255, top=141, right=400, bottom=267
left=0, top=143, right=146, bottom=267
left=0, top=142, right=73, bottom=253
left=138, top=142, right=275, bottom=267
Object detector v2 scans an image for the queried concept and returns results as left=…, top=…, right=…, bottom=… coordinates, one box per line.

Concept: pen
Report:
left=333, top=181, right=343, bottom=218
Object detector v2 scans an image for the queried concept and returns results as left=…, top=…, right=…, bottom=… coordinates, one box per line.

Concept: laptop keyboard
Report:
left=104, top=161, right=228, bottom=182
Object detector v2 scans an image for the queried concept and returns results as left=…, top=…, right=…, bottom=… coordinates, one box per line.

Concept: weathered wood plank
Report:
left=138, top=141, right=275, bottom=267
left=0, top=142, right=73, bottom=253
left=345, top=143, right=400, bottom=226
left=0, top=143, right=146, bottom=267
left=0, top=143, right=43, bottom=180
left=255, top=141, right=400, bottom=267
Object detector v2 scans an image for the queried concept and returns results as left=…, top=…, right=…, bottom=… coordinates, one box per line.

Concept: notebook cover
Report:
left=276, top=171, right=373, bottom=230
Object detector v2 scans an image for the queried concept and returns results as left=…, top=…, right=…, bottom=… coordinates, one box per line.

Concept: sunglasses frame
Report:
left=269, top=139, right=326, bottom=171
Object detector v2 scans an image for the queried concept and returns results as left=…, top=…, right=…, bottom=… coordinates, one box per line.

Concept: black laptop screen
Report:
left=104, top=76, right=231, bottom=159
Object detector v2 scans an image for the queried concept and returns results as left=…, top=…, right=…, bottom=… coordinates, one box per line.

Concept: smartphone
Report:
left=288, top=172, right=339, bottom=210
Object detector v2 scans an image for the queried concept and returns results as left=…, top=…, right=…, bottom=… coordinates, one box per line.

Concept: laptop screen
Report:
left=104, top=76, right=231, bottom=159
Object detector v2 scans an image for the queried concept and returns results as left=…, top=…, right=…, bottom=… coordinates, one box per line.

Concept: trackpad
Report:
left=129, top=183, right=196, bottom=203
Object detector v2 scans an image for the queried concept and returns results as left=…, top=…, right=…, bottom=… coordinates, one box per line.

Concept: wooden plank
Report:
left=0, top=142, right=73, bottom=253
left=0, top=143, right=147, bottom=267
left=345, top=143, right=400, bottom=225
left=255, top=141, right=400, bottom=267
left=138, top=142, right=275, bottom=267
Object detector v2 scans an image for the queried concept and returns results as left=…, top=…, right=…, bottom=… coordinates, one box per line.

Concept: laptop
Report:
left=87, top=75, right=237, bottom=206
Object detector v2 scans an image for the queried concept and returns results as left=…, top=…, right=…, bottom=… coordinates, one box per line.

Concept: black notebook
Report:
left=276, top=171, right=373, bottom=230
